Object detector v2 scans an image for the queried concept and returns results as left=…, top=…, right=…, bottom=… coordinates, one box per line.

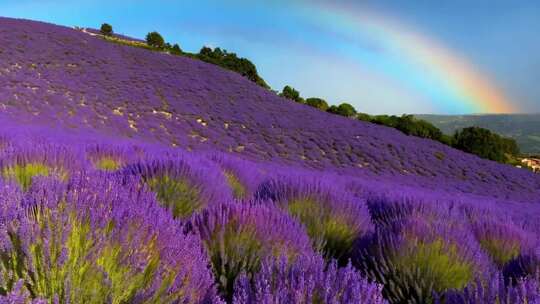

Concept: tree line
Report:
left=279, top=85, right=521, bottom=164
left=99, top=23, right=267, bottom=88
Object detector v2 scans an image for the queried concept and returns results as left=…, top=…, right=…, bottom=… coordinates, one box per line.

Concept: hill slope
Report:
left=417, top=114, right=540, bottom=154
left=0, top=17, right=539, bottom=203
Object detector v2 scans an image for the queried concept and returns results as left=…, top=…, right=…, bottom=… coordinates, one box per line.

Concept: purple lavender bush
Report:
left=440, top=272, right=540, bottom=303
left=124, top=155, right=232, bottom=218
left=356, top=216, right=492, bottom=304
left=255, top=174, right=373, bottom=263
left=233, top=255, right=387, bottom=304
left=0, top=145, right=82, bottom=191
left=210, top=154, right=266, bottom=200
left=188, top=202, right=313, bottom=301
left=85, top=144, right=139, bottom=171
left=470, top=219, right=535, bottom=268
left=0, top=173, right=218, bottom=303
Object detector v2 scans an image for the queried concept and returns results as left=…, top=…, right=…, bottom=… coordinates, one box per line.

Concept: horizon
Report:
left=2, top=0, right=539, bottom=115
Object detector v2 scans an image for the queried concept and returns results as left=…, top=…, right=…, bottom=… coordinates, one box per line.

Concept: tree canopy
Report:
left=100, top=23, right=113, bottom=36
left=171, top=44, right=182, bottom=55
left=305, top=98, right=329, bottom=111
left=146, top=31, right=165, bottom=48
left=328, top=103, right=357, bottom=117
left=452, top=127, right=520, bottom=163
left=197, top=47, right=269, bottom=88
left=280, top=86, right=303, bottom=103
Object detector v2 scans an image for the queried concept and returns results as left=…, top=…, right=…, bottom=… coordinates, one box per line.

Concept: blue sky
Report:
left=1, top=0, right=539, bottom=114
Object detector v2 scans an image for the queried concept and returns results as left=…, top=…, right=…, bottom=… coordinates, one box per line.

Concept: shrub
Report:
left=328, top=102, right=357, bottom=117
left=146, top=31, right=165, bottom=48
left=197, top=47, right=269, bottom=88
left=452, top=127, right=520, bottom=163
left=0, top=174, right=218, bottom=303
left=255, top=175, right=373, bottom=263
left=170, top=43, right=182, bottom=55
left=123, top=156, right=232, bottom=219
left=189, top=202, right=313, bottom=301
left=234, top=255, right=387, bottom=303
left=471, top=219, right=533, bottom=268
left=441, top=272, right=540, bottom=304
left=0, top=145, right=79, bottom=191
left=356, top=217, right=492, bottom=303
left=100, top=23, right=113, bottom=36
left=280, top=85, right=303, bottom=103
left=305, top=97, right=329, bottom=111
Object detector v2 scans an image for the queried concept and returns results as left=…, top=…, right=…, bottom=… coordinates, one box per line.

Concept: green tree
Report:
left=357, top=112, right=372, bottom=122
left=305, top=98, right=329, bottom=111
left=100, top=23, right=113, bottom=36
left=395, top=115, right=443, bottom=140
left=146, top=31, right=165, bottom=48
left=328, top=103, right=357, bottom=117
left=199, top=46, right=213, bottom=56
left=171, top=43, right=182, bottom=55
left=452, top=127, right=512, bottom=162
left=280, top=86, right=303, bottom=103
left=197, top=47, right=269, bottom=88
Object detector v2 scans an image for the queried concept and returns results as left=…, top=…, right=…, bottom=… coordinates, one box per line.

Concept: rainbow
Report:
left=309, top=3, right=516, bottom=114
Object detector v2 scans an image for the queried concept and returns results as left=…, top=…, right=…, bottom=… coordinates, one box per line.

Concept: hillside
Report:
left=1, top=17, right=540, bottom=303
left=417, top=114, right=540, bottom=154
left=0, top=17, right=539, bottom=204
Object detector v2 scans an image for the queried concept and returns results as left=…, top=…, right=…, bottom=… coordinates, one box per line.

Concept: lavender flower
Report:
left=0, top=145, right=82, bottom=191
left=234, top=255, right=388, bottom=304
left=471, top=219, right=535, bottom=268
left=441, top=272, right=540, bottom=303
left=189, top=202, right=313, bottom=301
left=356, top=216, right=492, bottom=304
left=85, top=144, right=138, bottom=171
left=210, top=154, right=266, bottom=200
left=0, top=173, right=218, bottom=303
left=255, top=174, right=373, bottom=262
left=124, top=155, right=232, bottom=218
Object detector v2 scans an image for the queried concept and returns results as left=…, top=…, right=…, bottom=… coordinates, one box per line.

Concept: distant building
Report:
left=521, top=158, right=540, bottom=173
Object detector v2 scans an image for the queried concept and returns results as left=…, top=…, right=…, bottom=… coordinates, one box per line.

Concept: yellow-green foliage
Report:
left=95, top=157, right=121, bottom=171
left=147, top=175, right=201, bottom=218
left=479, top=238, right=520, bottom=266
left=224, top=171, right=246, bottom=199
left=2, top=163, right=50, bottom=191
left=287, top=198, right=356, bottom=261
left=5, top=204, right=173, bottom=303
left=395, top=239, right=473, bottom=293
left=207, top=221, right=262, bottom=299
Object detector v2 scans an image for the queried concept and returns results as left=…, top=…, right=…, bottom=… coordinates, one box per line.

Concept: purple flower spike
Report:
left=189, top=202, right=313, bottom=301
left=0, top=173, right=218, bottom=303
left=441, top=272, right=540, bottom=304
left=210, top=153, right=266, bottom=200
left=0, top=144, right=84, bottom=191
left=356, top=216, right=492, bottom=304
left=234, top=255, right=388, bottom=304
left=123, top=155, right=233, bottom=218
left=255, top=174, right=373, bottom=262
left=85, top=144, right=140, bottom=171
left=471, top=219, right=535, bottom=268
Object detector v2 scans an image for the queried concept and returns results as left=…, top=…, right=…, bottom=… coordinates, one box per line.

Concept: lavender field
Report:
left=0, top=17, right=539, bottom=303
